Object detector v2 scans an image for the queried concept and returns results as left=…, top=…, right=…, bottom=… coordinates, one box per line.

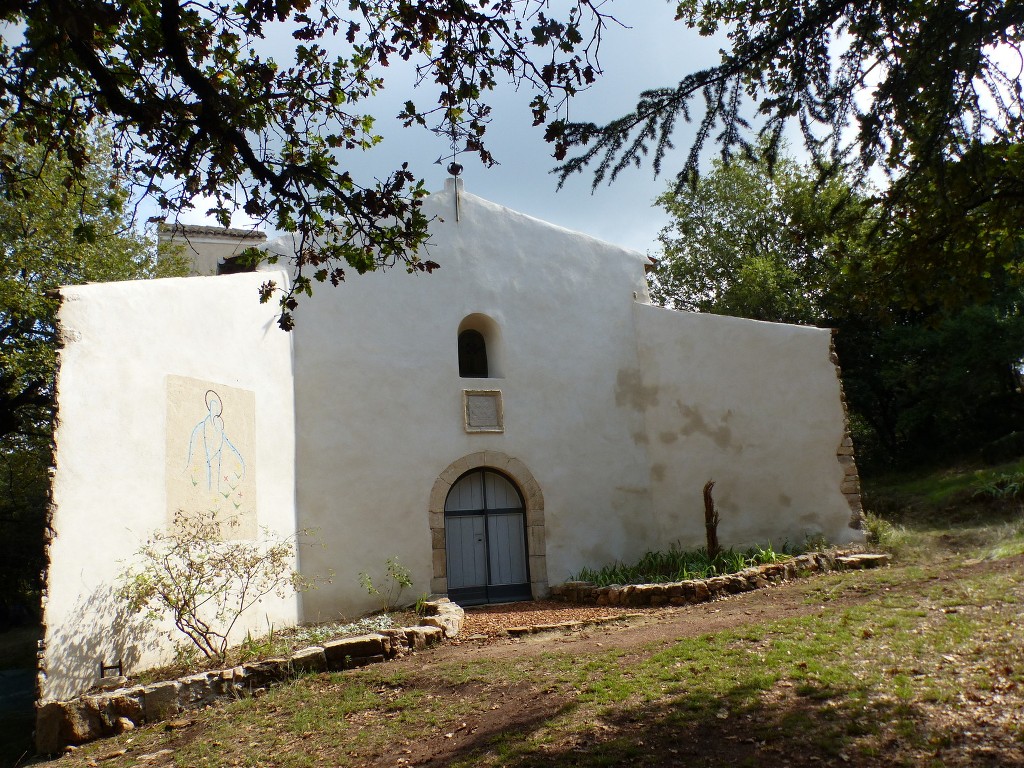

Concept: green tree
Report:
left=555, top=2, right=1024, bottom=308
left=652, top=148, right=1024, bottom=469
left=0, top=0, right=612, bottom=327
left=0, top=133, right=187, bottom=624
left=651, top=143, right=868, bottom=325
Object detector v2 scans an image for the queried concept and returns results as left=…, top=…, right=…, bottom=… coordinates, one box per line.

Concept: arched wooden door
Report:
left=444, top=469, right=531, bottom=606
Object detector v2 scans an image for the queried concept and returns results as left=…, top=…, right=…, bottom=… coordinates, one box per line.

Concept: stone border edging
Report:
left=547, top=552, right=890, bottom=608
left=506, top=613, right=643, bottom=637
left=35, top=599, right=466, bottom=755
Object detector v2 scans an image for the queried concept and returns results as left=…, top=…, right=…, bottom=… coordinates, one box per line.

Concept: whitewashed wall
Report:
left=43, top=180, right=862, bottom=698
left=290, top=181, right=861, bottom=623
left=43, top=272, right=298, bottom=700
left=291, top=179, right=656, bottom=620
left=632, top=304, right=861, bottom=550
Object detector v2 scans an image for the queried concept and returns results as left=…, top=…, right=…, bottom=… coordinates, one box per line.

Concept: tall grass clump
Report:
left=972, top=470, right=1024, bottom=502
left=570, top=542, right=789, bottom=587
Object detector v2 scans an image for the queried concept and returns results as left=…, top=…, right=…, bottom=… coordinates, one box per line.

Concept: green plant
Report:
left=972, top=471, right=1024, bottom=501
left=414, top=593, right=431, bottom=616
left=863, top=513, right=895, bottom=549
left=569, top=542, right=789, bottom=587
left=358, top=557, right=413, bottom=612
left=801, top=533, right=831, bottom=553
left=119, top=509, right=315, bottom=662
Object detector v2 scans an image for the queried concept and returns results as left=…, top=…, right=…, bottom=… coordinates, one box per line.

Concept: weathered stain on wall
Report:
left=675, top=403, right=736, bottom=451
left=614, top=368, right=659, bottom=410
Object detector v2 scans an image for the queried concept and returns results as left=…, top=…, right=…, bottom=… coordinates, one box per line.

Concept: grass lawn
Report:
left=18, top=460, right=1024, bottom=767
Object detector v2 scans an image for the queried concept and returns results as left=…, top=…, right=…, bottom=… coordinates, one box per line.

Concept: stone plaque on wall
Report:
left=463, top=390, right=503, bottom=433
left=166, top=375, right=257, bottom=538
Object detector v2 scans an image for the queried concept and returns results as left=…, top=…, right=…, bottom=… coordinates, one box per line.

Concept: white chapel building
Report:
left=41, top=178, right=864, bottom=700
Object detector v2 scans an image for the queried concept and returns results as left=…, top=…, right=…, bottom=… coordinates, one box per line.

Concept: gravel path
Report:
left=460, top=599, right=651, bottom=637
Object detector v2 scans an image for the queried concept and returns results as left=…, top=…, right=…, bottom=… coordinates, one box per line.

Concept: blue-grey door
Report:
left=444, top=469, right=530, bottom=605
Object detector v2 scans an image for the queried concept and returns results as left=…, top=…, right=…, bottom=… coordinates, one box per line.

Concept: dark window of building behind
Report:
left=458, top=329, right=488, bottom=377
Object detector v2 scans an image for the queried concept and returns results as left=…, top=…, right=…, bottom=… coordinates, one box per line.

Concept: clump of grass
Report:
left=569, top=542, right=789, bottom=587
left=863, top=512, right=917, bottom=559
left=972, top=470, right=1024, bottom=501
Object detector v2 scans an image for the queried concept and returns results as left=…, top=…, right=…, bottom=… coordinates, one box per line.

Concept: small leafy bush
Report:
left=119, top=510, right=314, bottom=662
left=972, top=471, right=1024, bottom=501
left=359, top=556, right=413, bottom=612
left=981, top=431, right=1024, bottom=466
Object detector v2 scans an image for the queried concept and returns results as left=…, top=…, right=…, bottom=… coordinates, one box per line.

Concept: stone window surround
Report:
left=428, top=451, right=547, bottom=599
left=463, top=389, right=504, bottom=433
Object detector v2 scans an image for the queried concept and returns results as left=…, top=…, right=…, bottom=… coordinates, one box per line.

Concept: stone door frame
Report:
left=429, top=451, right=547, bottom=599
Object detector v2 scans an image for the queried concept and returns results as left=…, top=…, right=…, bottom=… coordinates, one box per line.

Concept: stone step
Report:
left=836, top=553, right=891, bottom=569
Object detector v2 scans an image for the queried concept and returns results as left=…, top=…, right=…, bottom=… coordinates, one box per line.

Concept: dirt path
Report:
left=353, top=554, right=1024, bottom=768
left=49, top=555, right=1024, bottom=768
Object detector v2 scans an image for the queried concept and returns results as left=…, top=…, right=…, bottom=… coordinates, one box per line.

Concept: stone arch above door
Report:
left=429, top=451, right=547, bottom=599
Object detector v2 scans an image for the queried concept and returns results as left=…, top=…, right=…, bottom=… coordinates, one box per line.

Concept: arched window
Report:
left=458, top=329, right=488, bottom=378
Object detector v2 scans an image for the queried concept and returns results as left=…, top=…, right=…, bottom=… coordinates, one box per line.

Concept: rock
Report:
left=419, top=600, right=465, bottom=638
left=94, top=676, right=127, bottom=691
left=404, top=627, right=428, bottom=651
left=323, top=634, right=388, bottom=670
left=837, top=553, right=891, bottom=569
left=36, top=700, right=104, bottom=754
left=143, top=680, right=182, bottom=722
left=289, top=645, right=327, bottom=674
left=346, top=654, right=386, bottom=668
left=378, top=629, right=408, bottom=657
left=241, top=658, right=288, bottom=688
left=137, top=749, right=175, bottom=763
left=114, top=717, right=135, bottom=733
left=418, top=625, right=444, bottom=646
left=101, top=692, right=144, bottom=726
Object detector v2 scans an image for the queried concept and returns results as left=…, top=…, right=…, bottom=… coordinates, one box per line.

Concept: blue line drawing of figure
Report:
left=185, top=389, right=245, bottom=491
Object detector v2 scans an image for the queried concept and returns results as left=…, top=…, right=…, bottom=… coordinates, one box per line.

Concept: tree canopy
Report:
left=555, top=1, right=1024, bottom=306
left=0, top=130, right=186, bottom=621
left=0, top=0, right=613, bottom=328
left=651, top=141, right=869, bottom=324
left=5, top=2, right=1021, bottom=320
left=652, top=148, right=1024, bottom=469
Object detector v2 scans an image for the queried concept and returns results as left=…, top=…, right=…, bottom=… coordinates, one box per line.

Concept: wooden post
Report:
left=703, top=480, right=721, bottom=560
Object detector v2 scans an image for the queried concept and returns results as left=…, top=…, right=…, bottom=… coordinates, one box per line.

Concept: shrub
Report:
left=119, top=510, right=313, bottom=662
left=570, top=542, right=789, bottom=587
left=358, top=556, right=413, bottom=612
left=981, top=431, right=1024, bottom=466
left=972, top=471, right=1024, bottom=501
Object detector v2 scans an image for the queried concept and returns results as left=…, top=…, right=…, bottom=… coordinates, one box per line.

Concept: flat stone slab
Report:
left=836, top=553, right=892, bottom=569
left=507, top=613, right=641, bottom=637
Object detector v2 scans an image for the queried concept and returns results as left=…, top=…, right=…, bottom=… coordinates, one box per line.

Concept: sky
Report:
left=174, top=4, right=727, bottom=257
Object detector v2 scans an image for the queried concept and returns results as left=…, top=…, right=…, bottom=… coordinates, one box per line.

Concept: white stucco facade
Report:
left=42, top=179, right=862, bottom=701
left=43, top=273, right=298, bottom=700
